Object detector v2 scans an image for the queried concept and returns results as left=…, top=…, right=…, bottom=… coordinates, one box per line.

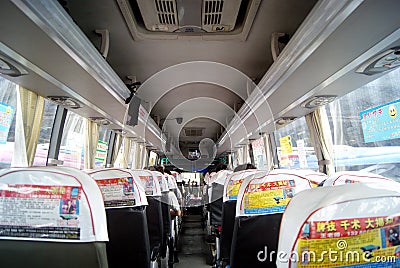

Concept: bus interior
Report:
left=0, top=0, right=400, bottom=267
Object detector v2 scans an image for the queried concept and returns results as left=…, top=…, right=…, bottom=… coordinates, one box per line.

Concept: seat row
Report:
left=206, top=168, right=400, bottom=268
left=0, top=166, right=182, bottom=268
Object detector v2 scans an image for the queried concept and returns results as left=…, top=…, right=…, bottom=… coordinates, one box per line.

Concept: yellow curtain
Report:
left=305, top=107, right=335, bottom=175
left=84, top=119, right=99, bottom=169
left=12, top=86, right=45, bottom=167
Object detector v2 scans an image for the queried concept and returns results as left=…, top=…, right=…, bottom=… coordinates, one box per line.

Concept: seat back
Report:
left=230, top=170, right=315, bottom=267
left=277, top=181, right=400, bottom=268
left=149, top=171, right=171, bottom=258
left=208, top=170, right=232, bottom=226
left=322, top=170, right=393, bottom=186
left=88, top=168, right=150, bottom=268
left=0, top=167, right=108, bottom=268
left=220, top=169, right=260, bottom=261
left=131, top=170, right=163, bottom=254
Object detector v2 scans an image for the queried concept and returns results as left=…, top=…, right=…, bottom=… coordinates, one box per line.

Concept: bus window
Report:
left=32, top=99, right=57, bottom=166
left=274, top=117, right=318, bottom=170
left=325, top=68, right=400, bottom=181
left=0, top=76, right=17, bottom=169
left=251, top=137, right=267, bottom=169
left=58, top=110, right=85, bottom=169
left=94, top=125, right=111, bottom=168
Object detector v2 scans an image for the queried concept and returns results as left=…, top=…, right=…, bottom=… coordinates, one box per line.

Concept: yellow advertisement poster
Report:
left=243, top=180, right=295, bottom=215
left=280, top=135, right=293, bottom=155
left=297, top=217, right=400, bottom=267
left=227, top=179, right=243, bottom=200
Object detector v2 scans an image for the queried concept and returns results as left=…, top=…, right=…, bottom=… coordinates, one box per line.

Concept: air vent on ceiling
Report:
left=119, top=0, right=261, bottom=40
left=134, top=0, right=242, bottom=33
left=184, top=128, right=204, bottom=137
left=202, top=0, right=241, bottom=32
left=137, top=0, right=178, bottom=32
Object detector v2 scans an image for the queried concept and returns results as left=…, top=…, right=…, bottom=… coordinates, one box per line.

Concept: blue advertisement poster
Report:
left=360, top=99, right=400, bottom=143
left=0, top=102, right=14, bottom=144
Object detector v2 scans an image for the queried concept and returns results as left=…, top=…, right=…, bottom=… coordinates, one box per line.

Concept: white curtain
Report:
left=84, top=119, right=99, bottom=169
left=12, top=86, right=45, bottom=167
left=305, top=106, right=335, bottom=175
left=263, top=134, right=275, bottom=171
left=111, top=133, right=122, bottom=166
left=134, top=143, right=142, bottom=169
left=114, top=137, right=132, bottom=168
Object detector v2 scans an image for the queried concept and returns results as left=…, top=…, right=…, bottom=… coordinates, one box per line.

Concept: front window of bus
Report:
left=0, top=76, right=17, bottom=169
left=325, top=68, right=400, bottom=181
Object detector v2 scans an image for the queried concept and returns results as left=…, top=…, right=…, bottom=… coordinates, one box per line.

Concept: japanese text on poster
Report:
left=360, top=99, right=400, bottom=143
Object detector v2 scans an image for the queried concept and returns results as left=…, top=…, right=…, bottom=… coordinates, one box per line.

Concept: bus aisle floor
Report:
left=175, top=214, right=210, bottom=268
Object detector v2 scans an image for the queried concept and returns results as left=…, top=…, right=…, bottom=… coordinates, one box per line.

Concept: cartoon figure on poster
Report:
left=123, top=177, right=134, bottom=195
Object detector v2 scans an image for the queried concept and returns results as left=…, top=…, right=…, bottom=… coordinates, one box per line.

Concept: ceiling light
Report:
left=89, top=117, right=111, bottom=126
left=356, top=46, right=400, bottom=75
left=47, top=96, right=83, bottom=109
left=274, top=117, right=297, bottom=126
left=301, top=95, right=337, bottom=109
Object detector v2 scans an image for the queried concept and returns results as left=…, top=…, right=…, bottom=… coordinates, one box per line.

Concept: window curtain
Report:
left=111, top=133, right=122, bottom=166
left=12, top=86, right=45, bottom=167
left=84, top=119, right=99, bottom=169
left=263, top=134, right=275, bottom=171
left=305, top=106, right=335, bottom=175
left=114, top=137, right=132, bottom=168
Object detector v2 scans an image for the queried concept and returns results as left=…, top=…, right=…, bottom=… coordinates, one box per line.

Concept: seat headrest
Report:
left=236, top=171, right=313, bottom=216
left=149, top=171, right=169, bottom=192
left=322, top=171, right=393, bottom=186
left=130, top=169, right=161, bottom=196
left=87, top=168, right=148, bottom=208
left=171, top=171, right=183, bottom=183
left=277, top=182, right=400, bottom=268
left=223, top=169, right=259, bottom=202
left=165, top=174, right=178, bottom=190
left=0, top=167, right=108, bottom=242
left=269, top=169, right=327, bottom=187
left=208, top=170, right=232, bottom=186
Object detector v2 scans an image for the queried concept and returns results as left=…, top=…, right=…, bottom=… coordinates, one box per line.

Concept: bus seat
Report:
left=210, top=182, right=224, bottom=227
left=230, top=170, right=317, bottom=268
left=277, top=181, right=400, bottom=268
left=322, top=170, right=393, bottom=186
left=88, top=168, right=150, bottom=268
left=0, top=167, right=108, bottom=268
left=209, top=170, right=232, bottom=227
left=132, top=169, right=163, bottom=261
left=220, top=169, right=260, bottom=263
left=150, top=171, right=172, bottom=260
